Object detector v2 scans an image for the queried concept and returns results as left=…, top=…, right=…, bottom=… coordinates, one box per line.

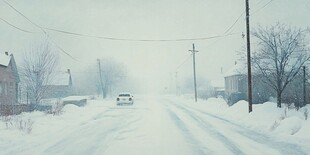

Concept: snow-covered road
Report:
left=1, top=95, right=308, bottom=155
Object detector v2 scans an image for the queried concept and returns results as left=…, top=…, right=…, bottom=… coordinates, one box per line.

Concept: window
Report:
left=4, top=82, right=8, bottom=96
left=9, top=82, right=13, bottom=94
left=0, top=81, right=2, bottom=95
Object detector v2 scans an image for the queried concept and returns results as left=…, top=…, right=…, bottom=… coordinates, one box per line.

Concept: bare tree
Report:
left=20, top=43, right=59, bottom=106
left=98, top=58, right=126, bottom=98
left=252, top=24, right=310, bottom=108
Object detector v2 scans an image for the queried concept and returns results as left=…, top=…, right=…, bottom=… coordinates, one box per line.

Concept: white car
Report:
left=116, top=93, right=134, bottom=105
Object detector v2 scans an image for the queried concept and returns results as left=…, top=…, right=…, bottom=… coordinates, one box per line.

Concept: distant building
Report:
left=0, top=52, right=20, bottom=105
left=224, top=63, right=247, bottom=95
left=224, top=62, right=248, bottom=105
left=42, top=69, right=74, bottom=99
left=210, top=70, right=225, bottom=98
left=224, top=62, right=272, bottom=105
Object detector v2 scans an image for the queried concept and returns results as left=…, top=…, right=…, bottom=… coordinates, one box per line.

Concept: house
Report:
left=42, top=69, right=74, bottom=99
left=224, top=62, right=272, bottom=105
left=224, top=62, right=248, bottom=105
left=0, top=52, right=20, bottom=105
left=210, top=71, right=225, bottom=98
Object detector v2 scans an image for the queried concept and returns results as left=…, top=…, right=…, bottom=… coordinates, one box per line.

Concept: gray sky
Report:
left=1, top=0, right=310, bottom=93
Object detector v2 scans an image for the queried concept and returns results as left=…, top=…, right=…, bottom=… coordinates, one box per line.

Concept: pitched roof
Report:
left=210, top=72, right=225, bottom=88
left=0, top=53, right=11, bottom=67
left=0, top=52, right=20, bottom=82
left=224, top=62, right=247, bottom=77
left=49, top=71, right=72, bottom=86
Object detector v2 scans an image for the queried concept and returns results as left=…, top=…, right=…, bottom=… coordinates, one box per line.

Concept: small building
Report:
left=0, top=52, right=20, bottom=105
left=42, top=69, right=74, bottom=99
left=224, top=62, right=247, bottom=105
left=224, top=62, right=272, bottom=105
left=210, top=72, right=225, bottom=98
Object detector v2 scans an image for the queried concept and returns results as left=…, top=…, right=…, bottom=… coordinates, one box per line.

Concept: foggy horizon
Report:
left=1, top=0, right=310, bottom=95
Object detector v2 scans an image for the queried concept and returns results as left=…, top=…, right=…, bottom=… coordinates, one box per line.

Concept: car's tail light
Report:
left=129, top=98, right=132, bottom=101
left=117, top=98, right=120, bottom=101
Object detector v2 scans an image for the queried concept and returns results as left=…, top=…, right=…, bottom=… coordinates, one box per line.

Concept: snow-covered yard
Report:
left=0, top=95, right=309, bottom=155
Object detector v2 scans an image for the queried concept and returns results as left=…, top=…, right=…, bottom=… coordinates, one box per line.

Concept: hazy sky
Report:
left=1, top=0, right=310, bottom=93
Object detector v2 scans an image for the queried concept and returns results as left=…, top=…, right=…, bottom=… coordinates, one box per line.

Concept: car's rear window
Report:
left=119, top=94, right=130, bottom=97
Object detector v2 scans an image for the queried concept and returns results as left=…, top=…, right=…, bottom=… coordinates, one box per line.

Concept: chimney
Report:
left=5, top=52, right=8, bottom=56
left=67, top=69, right=73, bottom=86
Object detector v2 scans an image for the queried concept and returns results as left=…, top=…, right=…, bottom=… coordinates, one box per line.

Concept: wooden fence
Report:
left=0, top=104, right=30, bottom=116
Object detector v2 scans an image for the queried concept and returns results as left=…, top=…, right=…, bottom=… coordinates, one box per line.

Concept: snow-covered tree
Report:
left=252, top=24, right=310, bottom=108
left=20, top=42, right=59, bottom=105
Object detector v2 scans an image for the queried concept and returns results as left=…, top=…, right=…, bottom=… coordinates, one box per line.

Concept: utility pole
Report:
left=97, top=59, right=104, bottom=99
left=189, top=43, right=198, bottom=102
left=175, top=72, right=178, bottom=96
left=33, top=70, right=39, bottom=105
left=245, top=0, right=253, bottom=113
left=303, top=66, right=306, bottom=106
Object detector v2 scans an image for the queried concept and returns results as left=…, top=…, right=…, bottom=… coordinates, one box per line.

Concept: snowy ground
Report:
left=0, top=95, right=309, bottom=155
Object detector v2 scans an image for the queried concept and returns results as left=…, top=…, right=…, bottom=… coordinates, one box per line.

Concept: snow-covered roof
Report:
left=49, top=72, right=71, bottom=86
left=210, top=73, right=225, bottom=88
left=0, top=53, right=11, bottom=67
left=211, top=78, right=225, bottom=88
left=224, top=62, right=247, bottom=77
left=62, top=96, right=87, bottom=101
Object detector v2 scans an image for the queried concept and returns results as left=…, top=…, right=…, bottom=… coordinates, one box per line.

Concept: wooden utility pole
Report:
left=97, top=59, right=104, bottom=99
left=245, top=0, right=253, bottom=113
left=189, top=44, right=198, bottom=102
left=303, top=66, right=306, bottom=106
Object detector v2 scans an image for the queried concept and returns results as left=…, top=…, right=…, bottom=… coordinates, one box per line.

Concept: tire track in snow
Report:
left=172, top=100, right=308, bottom=155
left=165, top=100, right=246, bottom=155
left=166, top=107, right=213, bottom=155
left=43, top=107, right=142, bottom=155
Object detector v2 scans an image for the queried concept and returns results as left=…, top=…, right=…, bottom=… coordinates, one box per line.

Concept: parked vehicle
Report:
left=116, top=93, right=134, bottom=105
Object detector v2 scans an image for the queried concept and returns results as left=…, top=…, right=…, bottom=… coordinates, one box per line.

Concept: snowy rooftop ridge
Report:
left=49, top=71, right=71, bottom=86
left=210, top=72, right=225, bottom=88
left=0, top=52, right=11, bottom=67
left=224, top=62, right=247, bottom=77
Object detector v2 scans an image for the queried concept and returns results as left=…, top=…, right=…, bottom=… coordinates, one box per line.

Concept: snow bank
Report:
left=62, top=96, right=88, bottom=101
left=179, top=96, right=310, bottom=138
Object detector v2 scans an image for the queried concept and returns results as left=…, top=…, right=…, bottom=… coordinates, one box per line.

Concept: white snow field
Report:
left=0, top=95, right=309, bottom=155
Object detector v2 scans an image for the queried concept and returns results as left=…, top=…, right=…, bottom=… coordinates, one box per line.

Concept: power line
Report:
left=3, top=0, right=43, bottom=31
left=2, top=0, right=240, bottom=42
left=176, top=54, right=192, bottom=71
left=252, top=0, right=275, bottom=15
left=3, top=0, right=78, bottom=61
left=44, top=27, right=239, bottom=42
left=223, top=12, right=245, bottom=35
left=0, top=17, right=36, bottom=33
left=49, top=38, right=79, bottom=61
left=256, top=0, right=266, bottom=5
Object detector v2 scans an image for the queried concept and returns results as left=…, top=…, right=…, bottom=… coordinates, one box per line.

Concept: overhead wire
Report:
left=2, top=0, right=280, bottom=67
left=44, top=27, right=239, bottom=42
left=252, top=0, right=275, bottom=15
left=3, top=0, right=44, bottom=31
left=176, top=54, right=192, bottom=71
left=0, top=17, right=35, bottom=33
left=2, top=0, right=241, bottom=43
left=223, top=12, right=245, bottom=35
left=3, top=0, right=78, bottom=61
